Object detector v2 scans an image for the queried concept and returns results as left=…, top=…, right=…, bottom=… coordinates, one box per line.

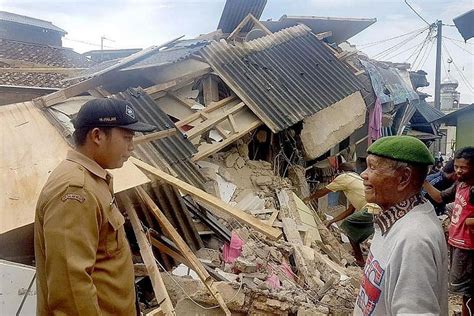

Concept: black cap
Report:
left=72, top=98, right=156, bottom=132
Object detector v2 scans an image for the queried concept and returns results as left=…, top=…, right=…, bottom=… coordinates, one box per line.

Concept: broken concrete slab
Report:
left=300, top=91, right=366, bottom=160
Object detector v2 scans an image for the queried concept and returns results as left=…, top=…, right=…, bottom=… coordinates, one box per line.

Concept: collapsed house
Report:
left=0, top=1, right=443, bottom=315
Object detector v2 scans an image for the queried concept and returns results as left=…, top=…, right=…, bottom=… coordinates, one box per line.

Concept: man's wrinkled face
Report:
left=99, top=128, right=135, bottom=169
left=361, top=155, right=401, bottom=209
left=454, top=158, right=474, bottom=183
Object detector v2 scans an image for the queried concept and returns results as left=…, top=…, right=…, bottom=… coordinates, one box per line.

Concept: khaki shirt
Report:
left=34, top=150, right=136, bottom=316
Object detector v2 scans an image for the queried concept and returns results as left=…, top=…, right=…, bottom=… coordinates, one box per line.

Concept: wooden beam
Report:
left=185, top=102, right=245, bottom=140
left=315, top=31, right=333, bottom=40
left=150, top=236, right=189, bottom=265
left=265, top=210, right=279, bottom=226
left=118, top=194, right=175, bottom=315
left=227, top=14, right=253, bottom=41
left=192, top=120, right=263, bottom=161
left=135, top=187, right=231, bottom=316
left=130, top=157, right=282, bottom=240
left=248, top=14, right=272, bottom=36
left=175, top=95, right=236, bottom=128
left=134, top=128, right=178, bottom=145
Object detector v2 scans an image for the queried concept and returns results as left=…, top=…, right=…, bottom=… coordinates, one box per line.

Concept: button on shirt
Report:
left=34, top=150, right=136, bottom=316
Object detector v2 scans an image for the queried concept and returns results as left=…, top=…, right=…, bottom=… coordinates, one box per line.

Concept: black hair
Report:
left=410, top=164, right=430, bottom=188
left=442, top=160, right=455, bottom=173
left=73, top=127, right=112, bottom=146
left=454, top=147, right=474, bottom=167
left=339, top=162, right=356, bottom=172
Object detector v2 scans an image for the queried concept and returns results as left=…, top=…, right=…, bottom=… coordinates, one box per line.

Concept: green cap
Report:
left=368, top=136, right=435, bottom=165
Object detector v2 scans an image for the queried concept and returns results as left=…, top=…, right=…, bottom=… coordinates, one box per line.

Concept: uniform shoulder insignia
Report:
left=68, top=166, right=86, bottom=188
left=61, top=193, right=86, bottom=203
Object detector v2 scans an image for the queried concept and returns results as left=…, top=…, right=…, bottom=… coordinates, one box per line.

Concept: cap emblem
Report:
left=125, top=104, right=135, bottom=119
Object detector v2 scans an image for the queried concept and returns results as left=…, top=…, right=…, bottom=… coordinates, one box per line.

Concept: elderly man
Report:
left=35, top=98, right=156, bottom=315
left=354, top=136, right=448, bottom=316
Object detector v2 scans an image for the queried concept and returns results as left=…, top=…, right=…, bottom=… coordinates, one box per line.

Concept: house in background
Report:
left=0, top=11, right=95, bottom=105
left=0, top=11, right=66, bottom=46
left=434, top=104, right=474, bottom=150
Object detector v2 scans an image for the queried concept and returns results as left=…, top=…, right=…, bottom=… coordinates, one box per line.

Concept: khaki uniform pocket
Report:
left=106, top=205, right=126, bottom=256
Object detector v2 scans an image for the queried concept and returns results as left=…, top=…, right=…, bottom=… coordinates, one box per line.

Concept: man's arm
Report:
left=303, top=187, right=331, bottom=203
left=422, top=180, right=443, bottom=203
left=325, top=204, right=356, bottom=228
left=465, top=218, right=474, bottom=226
left=42, top=187, right=102, bottom=315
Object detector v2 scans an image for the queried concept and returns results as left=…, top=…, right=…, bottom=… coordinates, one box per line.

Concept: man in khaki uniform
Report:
left=35, top=98, right=156, bottom=315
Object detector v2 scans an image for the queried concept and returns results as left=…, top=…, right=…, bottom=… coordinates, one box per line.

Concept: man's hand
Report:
left=324, top=219, right=335, bottom=228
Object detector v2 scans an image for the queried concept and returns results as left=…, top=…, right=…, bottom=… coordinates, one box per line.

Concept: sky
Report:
left=1, top=0, right=473, bottom=104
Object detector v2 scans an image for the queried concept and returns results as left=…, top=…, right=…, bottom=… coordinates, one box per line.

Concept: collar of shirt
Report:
left=375, top=193, right=426, bottom=235
left=66, top=150, right=113, bottom=187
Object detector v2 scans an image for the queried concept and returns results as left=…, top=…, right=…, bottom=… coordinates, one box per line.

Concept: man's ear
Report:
left=397, top=167, right=412, bottom=192
left=89, top=128, right=103, bottom=146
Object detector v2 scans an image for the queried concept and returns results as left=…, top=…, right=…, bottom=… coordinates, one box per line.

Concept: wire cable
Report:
left=416, top=36, right=436, bottom=70
left=411, top=30, right=434, bottom=67
left=356, top=26, right=427, bottom=48
left=404, top=0, right=431, bottom=26
left=444, top=37, right=474, bottom=56
left=373, top=26, right=430, bottom=60
left=442, top=35, right=473, bottom=45
left=442, top=43, right=474, bottom=92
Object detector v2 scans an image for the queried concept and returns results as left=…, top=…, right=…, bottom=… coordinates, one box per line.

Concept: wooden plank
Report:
left=119, top=194, right=175, bottom=315
left=185, top=102, right=245, bottom=140
left=227, top=114, right=237, bottom=133
left=133, top=128, right=177, bottom=145
left=214, top=125, right=229, bottom=139
left=315, top=31, right=333, bottom=40
left=130, top=157, right=282, bottom=240
left=192, top=120, right=262, bottom=161
left=227, top=14, right=253, bottom=40
left=265, top=210, right=279, bottom=226
left=175, top=96, right=237, bottom=128
left=135, top=187, right=231, bottom=316
left=282, top=218, right=303, bottom=245
left=150, top=236, right=190, bottom=265
left=248, top=14, right=272, bottom=36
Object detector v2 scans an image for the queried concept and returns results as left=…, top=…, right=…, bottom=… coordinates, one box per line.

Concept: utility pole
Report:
left=434, top=20, right=442, bottom=110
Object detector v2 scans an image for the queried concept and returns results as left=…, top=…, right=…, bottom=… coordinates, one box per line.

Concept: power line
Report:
left=408, top=28, right=434, bottom=67
left=404, top=0, right=431, bottom=26
left=356, top=26, right=427, bottom=48
left=444, top=37, right=474, bottom=56
left=373, top=26, right=430, bottom=60
left=442, top=35, right=473, bottom=45
left=442, top=43, right=474, bottom=92
left=63, top=37, right=116, bottom=49
left=417, top=36, right=436, bottom=70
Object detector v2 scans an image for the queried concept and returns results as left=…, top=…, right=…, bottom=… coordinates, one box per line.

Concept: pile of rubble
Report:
left=146, top=142, right=363, bottom=315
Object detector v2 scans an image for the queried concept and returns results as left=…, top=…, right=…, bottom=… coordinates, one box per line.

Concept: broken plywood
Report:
left=300, top=91, right=366, bottom=160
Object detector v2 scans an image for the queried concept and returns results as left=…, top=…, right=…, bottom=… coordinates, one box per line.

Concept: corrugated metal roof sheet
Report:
left=201, top=24, right=364, bottom=132
left=261, top=15, right=376, bottom=44
left=0, top=11, right=66, bottom=34
left=217, top=0, right=267, bottom=33
left=70, top=40, right=207, bottom=80
left=114, top=88, right=206, bottom=188
left=413, top=100, right=445, bottom=123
